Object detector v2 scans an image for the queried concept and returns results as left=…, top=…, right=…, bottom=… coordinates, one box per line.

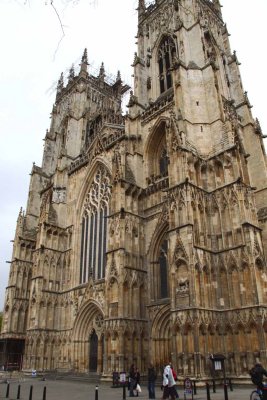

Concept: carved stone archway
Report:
left=72, top=300, right=104, bottom=373
left=150, top=304, right=171, bottom=368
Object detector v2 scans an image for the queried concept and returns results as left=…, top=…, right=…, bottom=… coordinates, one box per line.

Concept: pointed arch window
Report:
left=158, top=36, right=176, bottom=94
left=80, top=166, right=111, bottom=283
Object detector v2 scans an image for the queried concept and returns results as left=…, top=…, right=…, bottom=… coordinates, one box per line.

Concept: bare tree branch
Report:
left=50, top=0, right=66, bottom=60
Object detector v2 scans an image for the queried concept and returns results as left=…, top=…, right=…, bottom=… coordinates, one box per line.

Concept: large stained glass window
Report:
left=80, top=166, right=111, bottom=283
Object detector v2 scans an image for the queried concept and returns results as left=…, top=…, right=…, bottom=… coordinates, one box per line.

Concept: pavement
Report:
left=0, top=377, right=257, bottom=400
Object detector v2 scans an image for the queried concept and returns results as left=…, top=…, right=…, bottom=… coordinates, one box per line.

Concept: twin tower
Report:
left=1, top=0, right=267, bottom=380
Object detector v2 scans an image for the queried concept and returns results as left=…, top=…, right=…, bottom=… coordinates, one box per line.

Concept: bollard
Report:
left=206, top=382, right=211, bottom=400
left=6, top=383, right=10, bottom=398
left=123, top=384, right=126, bottom=400
left=29, top=385, right=33, bottom=400
left=17, top=384, right=21, bottom=400
left=43, top=386, right=47, bottom=400
left=223, top=383, right=228, bottom=400
left=212, top=379, right=216, bottom=393
left=228, top=378, right=233, bottom=391
left=95, top=385, right=99, bottom=400
left=193, top=381, right=197, bottom=395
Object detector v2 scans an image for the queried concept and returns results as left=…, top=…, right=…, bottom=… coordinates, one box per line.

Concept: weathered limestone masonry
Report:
left=1, top=0, right=267, bottom=381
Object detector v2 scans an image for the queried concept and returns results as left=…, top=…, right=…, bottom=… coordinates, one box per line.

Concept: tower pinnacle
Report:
left=79, top=48, right=89, bottom=78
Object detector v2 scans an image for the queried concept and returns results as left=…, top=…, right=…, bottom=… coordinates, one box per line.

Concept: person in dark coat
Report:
left=129, top=364, right=136, bottom=397
left=135, top=368, right=141, bottom=397
left=148, top=363, right=157, bottom=399
left=250, top=363, right=267, bottom=392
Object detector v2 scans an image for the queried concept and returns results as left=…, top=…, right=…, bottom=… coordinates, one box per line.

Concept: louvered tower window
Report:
left=158, top=36, right=176, bottom=94
left=80, top=166, right=111, bottom=283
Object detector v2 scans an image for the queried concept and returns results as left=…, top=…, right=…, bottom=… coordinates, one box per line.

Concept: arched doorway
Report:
left=89, top=329, right=98, bottom=372
left=72, top=300, right=104, bottom=373
left=151, top=304, right=171, bottom=367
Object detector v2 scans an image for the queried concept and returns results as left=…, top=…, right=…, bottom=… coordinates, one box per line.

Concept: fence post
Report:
left=17, top=384, right=21, bottom=399
left=223, top=383, right=228, bottom=400
left=206, top=382, right=211, bottom=400
left=95, top=385, right=99, bottom=400
left=43, top=386, right=47, bottom=400
left=29, top=385, right=33, bottom=400
left=6, top=383, right=10, bottom=398
left=123, top=384, right=126, bottom=400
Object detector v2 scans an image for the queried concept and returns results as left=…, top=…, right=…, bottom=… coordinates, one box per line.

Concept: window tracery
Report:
left=158, top=36, right=177, bottom=94
left=80, top=166, right=111, bottom=283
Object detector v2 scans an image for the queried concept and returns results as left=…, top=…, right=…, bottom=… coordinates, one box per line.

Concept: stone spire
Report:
left=138, top=0, right=146, bottom=18
left=212, top=0, right=222, bottom=17
left=68, top=64, right=75, bottom=83
left=56, top=72, right=64, bottom=100
left=116, top=70, right=121, bottom=82
left=79, top=48, right=89, bottom=78
left=98, top=62, right=105, bottom=81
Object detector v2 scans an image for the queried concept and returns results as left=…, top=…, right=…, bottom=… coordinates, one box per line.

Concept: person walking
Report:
left=135, top=367, right=141, bottom=397
left=162, top=361, right=177, bottom=400
left=129, top=364, right=136, bottom=397
left=148, top=362, right=157, bottom=399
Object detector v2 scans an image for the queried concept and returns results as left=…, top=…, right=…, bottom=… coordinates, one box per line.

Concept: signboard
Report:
left=184, top=378, right=193, bottom=397
left=120, top=372, right=126, bottom=383
left=214, top=361, right=222, bottom=371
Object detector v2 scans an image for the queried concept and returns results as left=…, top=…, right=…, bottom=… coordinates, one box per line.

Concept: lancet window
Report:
left=158, top=36, right=176, bottom=94
left=80, top=166, right=111, bottom=283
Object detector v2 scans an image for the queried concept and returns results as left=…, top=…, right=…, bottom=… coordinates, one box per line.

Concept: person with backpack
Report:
left=250, top=363, right=267, bottom=392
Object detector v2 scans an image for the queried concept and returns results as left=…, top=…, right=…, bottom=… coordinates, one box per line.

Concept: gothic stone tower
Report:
left=1, top=0, right=267, bottom=380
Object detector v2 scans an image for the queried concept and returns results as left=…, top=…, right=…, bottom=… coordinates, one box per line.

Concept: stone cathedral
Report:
left=1, top=0, right=267, bottom=380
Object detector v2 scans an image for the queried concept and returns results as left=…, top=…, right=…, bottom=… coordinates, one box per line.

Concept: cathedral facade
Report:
left=1, top=0, right=267, bottom=380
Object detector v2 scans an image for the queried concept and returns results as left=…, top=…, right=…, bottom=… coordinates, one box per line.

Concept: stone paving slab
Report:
left=0, top=378, right=256, bottom=400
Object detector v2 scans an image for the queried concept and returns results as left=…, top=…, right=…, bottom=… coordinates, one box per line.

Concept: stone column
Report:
left=118, top=330, right=125, bottom=372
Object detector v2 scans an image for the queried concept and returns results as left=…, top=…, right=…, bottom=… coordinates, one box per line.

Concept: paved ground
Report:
left=0, top=377, right=257, bottom=400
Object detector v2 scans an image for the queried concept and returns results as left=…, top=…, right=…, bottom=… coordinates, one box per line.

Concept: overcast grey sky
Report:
left=0, top=0, right=266, bottom=310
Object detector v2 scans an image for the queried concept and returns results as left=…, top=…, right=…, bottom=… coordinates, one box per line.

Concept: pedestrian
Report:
left=129, top=364, right=136, bottom=397
left=161, top=361, right=177, bottom=400
left=249, top=363, right=267, bottom=392
left=148, top=362, right=157, bottom=399
left=135, top=367, right=141, bottom=397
